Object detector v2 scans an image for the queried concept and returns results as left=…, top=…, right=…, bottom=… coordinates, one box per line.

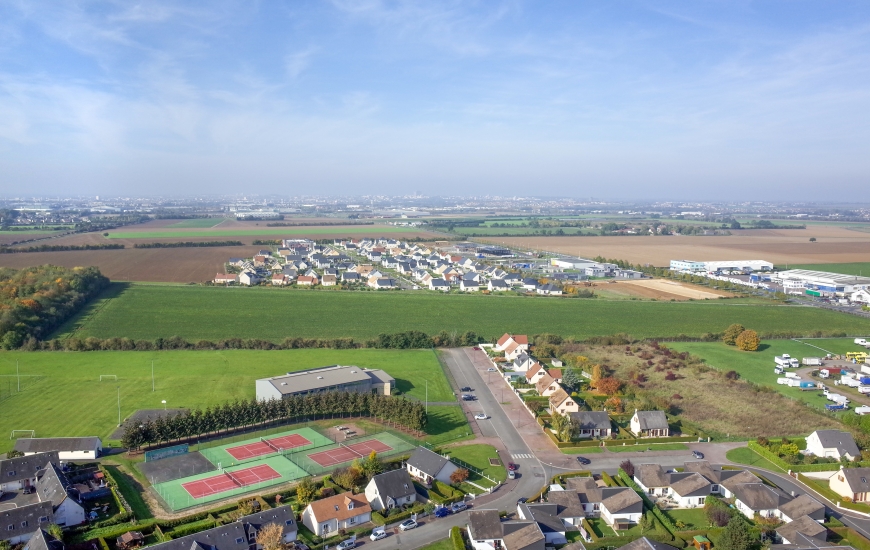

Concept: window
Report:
left=7, top=471, right=15, bottom=477
left=285, top=520, right=294, bottom=526
left=322, top=524, right=331, bottom=534
left=349, top=517, right=355, bottom=525
left=7, top=525, right=14, bottom=531
left=21, top=521, right=28, bottom=528
left=39, top=517, right=48, bottom=523
left=236, top=538, right=244, bottom=544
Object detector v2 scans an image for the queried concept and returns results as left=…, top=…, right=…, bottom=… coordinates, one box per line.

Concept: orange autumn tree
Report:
left=597, top=377, right=622, bottom=396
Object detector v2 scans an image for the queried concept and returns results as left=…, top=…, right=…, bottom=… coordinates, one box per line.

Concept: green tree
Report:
left=639, top=512, right=654, bottom=534
left=362, top=450, right=384, bottom=479
left=296, top=477, right=317, bottom=505
left=722, top=324, right=745, bottom=346
left=562, top=368, right=581, bottom=391
left=720, top=517, right=752, bottom=550
left=47, top=524, right=64, bottom=542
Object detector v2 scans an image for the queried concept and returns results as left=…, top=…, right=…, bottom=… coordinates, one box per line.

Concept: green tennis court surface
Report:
left=283, top=432, right=414, bottom=477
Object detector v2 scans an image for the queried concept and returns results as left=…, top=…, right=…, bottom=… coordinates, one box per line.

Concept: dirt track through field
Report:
left=497, top=226, right=870, bottom=266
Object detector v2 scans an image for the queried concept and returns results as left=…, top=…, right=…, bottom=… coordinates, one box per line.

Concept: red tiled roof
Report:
left=497, top=333, right=512, bottom=347
left=307, top=491, right=371, bottom=523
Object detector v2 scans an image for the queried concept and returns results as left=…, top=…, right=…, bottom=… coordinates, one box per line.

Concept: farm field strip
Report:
left=52, top=283, right=870, bottom=342
left=0, top=348, right=452, bottom=453
left=107, top=226, right=431, bottom=239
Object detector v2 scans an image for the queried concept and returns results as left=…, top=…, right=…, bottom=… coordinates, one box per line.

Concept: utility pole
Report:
left=117, top=386, right=121, bottom=427
left=16, top=360, right=20, bottom=392
left=151, top=361, right=155, bottom=392
left=425, top=380, right=428, bottom=414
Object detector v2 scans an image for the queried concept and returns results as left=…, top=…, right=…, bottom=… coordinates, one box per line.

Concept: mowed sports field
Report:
left=54, top=283, right=870, bottom=342
left=0, top=348, right=456, bottom=453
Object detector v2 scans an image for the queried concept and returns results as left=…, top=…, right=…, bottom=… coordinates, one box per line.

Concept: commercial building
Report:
left=670, top=260, right=773, bottom=273
left=771, top=270, right=870, bottom=295
left=255, top=365, right=395, bottom=401
left=669, top=260, right=706, bottom=273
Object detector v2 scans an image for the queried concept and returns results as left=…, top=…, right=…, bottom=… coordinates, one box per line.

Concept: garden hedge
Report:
left=450, top=526, right=465, bottom=550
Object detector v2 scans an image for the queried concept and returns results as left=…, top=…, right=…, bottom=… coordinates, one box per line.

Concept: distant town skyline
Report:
left=1, top=1, right=869, bottom=199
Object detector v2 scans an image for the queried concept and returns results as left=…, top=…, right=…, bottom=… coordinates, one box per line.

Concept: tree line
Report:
left=133, top=241, right=244, bottom=248
left=25, top=330, right=482, bottom=351
left=121, top=392, right=427, bottom=449
left=0, top=266, right=110, bottom=349
left=0, top=243, right=125, bottom=254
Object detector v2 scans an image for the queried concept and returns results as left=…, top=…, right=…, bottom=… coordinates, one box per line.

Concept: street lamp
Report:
left=162, top=400, right=167, bottom=411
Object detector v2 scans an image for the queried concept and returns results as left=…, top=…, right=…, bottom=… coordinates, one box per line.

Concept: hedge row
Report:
left=618, top=469, right=678, bottom=537
left=831, top=527, right=870, bottom=550
left=450, top=526, right=465, bottom=550
left=552, top=435, right=700, bottom=449
left=371, top=503, right=425, bottom=526
left=165, top=517, right=218, bottom=539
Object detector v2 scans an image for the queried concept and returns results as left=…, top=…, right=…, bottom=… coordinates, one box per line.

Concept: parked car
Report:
left=399, top=519, right=418, bottom=531
left=474, top=413, right=488, bottom=420
left=507, top=462, right=518, bottom=471
left=692, top=450, right=704, bottom=459
left=487, top=367, right=497, bottom=372
left=434, top=506, right=451, bottom=518
left=517, top=497, right=528, bottom=504
left=337, top=539, right=356, bottom=550
left=370, top=528, right=387, bottom=541
left=461, top=387, right=473, bottom=392
left=462, top=394, right=475, bottom=401
left=508, top=470, right=516, bottom=480
left=576, top=456, right=591, bottom=465
left=473, top=346, right=481, bottom=350
left=451, top=502, right=468, bottom=513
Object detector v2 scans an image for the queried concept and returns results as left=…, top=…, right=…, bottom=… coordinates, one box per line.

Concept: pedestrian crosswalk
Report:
left=511, top=453, right=533, bottom=459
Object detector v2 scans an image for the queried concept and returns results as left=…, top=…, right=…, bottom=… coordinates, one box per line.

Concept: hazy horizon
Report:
left=2, top=1, right=869, bottom=199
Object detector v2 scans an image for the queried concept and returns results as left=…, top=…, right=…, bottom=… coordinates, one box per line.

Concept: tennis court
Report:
left=306, top=438, right=394, bottom=467
left=199, top=427, right=332, bottom=467
left=225, top=433, right=313, bottom=461
left=182, top=464, right=281, bottom=498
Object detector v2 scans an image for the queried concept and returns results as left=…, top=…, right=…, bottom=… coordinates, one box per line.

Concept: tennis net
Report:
left=261, top=437, right=281, bottom=453
left=340, top=443, right=364, bottom=458
left=225, top=470, right=244, bottom=487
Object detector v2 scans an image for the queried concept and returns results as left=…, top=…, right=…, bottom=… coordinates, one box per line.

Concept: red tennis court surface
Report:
left=225, top=433, right=312, bottom=460
left=182, top=464, right=281, bottom=498
left=306, top=439, right=394, bottom=467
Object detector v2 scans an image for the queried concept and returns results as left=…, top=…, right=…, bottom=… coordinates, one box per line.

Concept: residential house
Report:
left=549, top=388, right=580, bottom=415
left=364, top=469, right=416, bottom=511
left=503, top=341, right=525, bottom=361
left=806, top=430, right=861, bottom=461
left=630, top=410, right=669, bottom=438
left=516, top=503, right=567, bottom=545
left=22, top=528, right=64, bottom=550
left=405, top=447, right=459, bottom=485
left=775, top=515, right=829, bottom=547
left=634, top=464, right=673, bottom=497
left=547, top=369, right=563, bottom=383
left=146, top=506, right=296, bottom=550
left=524, top=363, right=548, bottom=385
left=321, top=275, right=337, bottom=287
left=563, top=477, right=643, bottom=528
left=488, top=280, right=509, bottom=292
left=634, top=463, right=712, bottom=508
left=503, top=273, right=522, bottom=286
left=214, top=273, right=238, bottom=285
left=253, top=255, right=267, bottom=267
left=568, top=411, right=611, bottom=439
left=271, top=274, right=290, bottom=286
left=535, top=375, right=560, bottom=397
left=296, top=275, right=318, bottom=286
left=536, top=284, right=562, bottom=296
left=522, top=278, right=539, bottom=291
left=15, top=438, right=102, bottom=461
left=369, top=277, right=397, bottom=289
left=0, top=452, right=60, bottom=492
left=429, top=278, right=450, bottom=292
left=341, top=272, right=360, bottom=283
left=301, top=492, right=371, bottom=537
left=467, top=509, right=545, bottom=550
left=36, top=462, right=85, bottom=526
left=732, top=483, right=789, bottom=519
left=0, top=502, right=54, bottom=545
left=460, top=280, right=479, bottom=292
left=511, top=353, right=536, bottom=372
left=829, top=467, right=870, bottom=503
left=778, top=495, right=825, bottom=523
left=238, top=271, right=261, bottom=286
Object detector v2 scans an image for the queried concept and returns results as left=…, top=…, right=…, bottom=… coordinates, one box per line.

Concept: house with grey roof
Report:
left=364, top=469, right=416, bottom=511
left=806, top=430, right=861, bottom=461
left=560, top=477, right=643, bottom=529
left=620, top=538, right=679, bottom=550
left=0, top=502, right=54, bottom=545
left=629, top=410, right=669, bottom=438
left=255, top=365, right=395, bottom=401
left=405, top=447, right=459, bottom=485
left=830, top=466, right=870, bottom=503
left=732, top=483, right=790, bottom=519
left=775, top=515, right=829, bottom=547
left=15, top=438, right=101, bottom=461
left=22, top=528, right=64, bottom=550
left=148, top=506, right=295, bottom=550
left=467, top=509, right=545, bottom=550
left=516, top=503, right=566, bottom=545
left=0, top=452, right=59, bottom=492
left=36, top=462, right=85, bottom=526
left=568, top=411, right=612, bottom=439
left=778, top=494, right=825, bottom=523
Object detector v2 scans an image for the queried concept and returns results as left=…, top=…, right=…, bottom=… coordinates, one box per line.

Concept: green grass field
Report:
left=792, top=338, right=869, bottom=355
left=52, top=283, right=870, bottom=342
left=106, top=226, right=425, bottom=239
left=668, top=340, right=838, bottom=409
left=0, top=348, right=454, bottom=452
left=725, top=447, right=785, bottom=472
left=778, top=262, right=870, bottom=276
left=167, top=219, right=229, bottom=228
left=442, top=443, right=507, bottom=490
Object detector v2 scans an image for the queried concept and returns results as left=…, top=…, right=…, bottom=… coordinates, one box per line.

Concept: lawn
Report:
left=107, top=226, right=423, bottom=239
left=416, top=538, right=455, bottom=550
left=780, top=263, right=870, bottom=277
left=167, top=218, right=229, bottom=228
left=51, top=283, right=870, bottom=343
left=0, top=348, right=454, bottom=453
left=607, top=443, right=689, bottom=453
left=423, top=406, right=472, bottom=446
left=442, top=443, right=507, bottom=487
left=725, top=446, right=786, bottom=472
left=669, top=340, right=838, bottom=410
left=792, top=338, right=868, bottom=356
left=664, top=508, right=710, bottom=530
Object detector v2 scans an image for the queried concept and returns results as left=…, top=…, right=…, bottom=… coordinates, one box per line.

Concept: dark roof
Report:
left=568, top=411, right=611, bottom=431
left=407, top=447, right=451, bottom=477
left=813, top=431, right=860, bottom=458
left=501, top=522, right=545, bottom=550
left=468, top=509, right=503, bottom=540
left=669, top=473, right=711, bottom=497
left=0, top=452, right=60, bottom=483
left=779, top=495, right=825, bottom=521
left=545, top=490, right=587, bottom=519
left=636, top=464, right=670, bottom=488
left=519, top=504, right=565, bottom=534
left=147, top=506, right=295, bottom=550
left=634, top=411, right=668, bottom=431
left=776, top=515, right=828, bottom=545
left=15, top=438, right=101, bottom=454
left=370, top=469, right=415, bottom=501
left=732, top=483, right=788, bottom=511
left=683, top=461, right=721, bottom=483
left=23, top=528, right=64, bottom=550
left=36, top=462, right=76, bottom=508
left=839, top=467, right=870, bottom=493
left=620, top=537, right=680, bottom=550
left=600, top=487, right=643, bottom=514
left=0, top=502, right=54, bottom=539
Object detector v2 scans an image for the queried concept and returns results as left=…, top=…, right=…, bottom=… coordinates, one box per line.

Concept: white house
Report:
left=535, top=375, right=560, bottom=397
left=460, top=280, right=479, bottom=292
left=364, top=469, right=416, bottom=511
left=496, top=334, right=529, bottom=353
left=37, top=462, right=85, bottom=526
left=405, top=447, right=459, bottom=485
left=805, top=430, right=861, bottom=461
left=467, top=509, right=546, bottom=550
left=630, top=411, right=669, bottom=438
left=830, top=466, right=870, bottom=503
left=0, top=452, right=60, bottom=492
left=548, top=389, right=580, bottom=415
left=238, top=271, right=261, bottom=286
left=732, top=483, right=787, bottom=520
left=15, top=438, right=102, bottom=461
left=301, top=492, right=371, bottom=537
left=568, top=411, right=611, bottom=439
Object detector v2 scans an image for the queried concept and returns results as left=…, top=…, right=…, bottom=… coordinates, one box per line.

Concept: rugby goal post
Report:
left=99, top=375, right=118, bottom=381
left=10, top=430, right=35, bottom=439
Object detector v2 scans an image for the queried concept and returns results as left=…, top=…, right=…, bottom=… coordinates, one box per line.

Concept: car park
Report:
left=400, top=519, right=418, bottom=531
left=474, top=413, right=488, bottom=420
left=451, top=502, right=468, bottom=513
left=692, top=450, right=704, bottom=459
left=576, top=456, right=590, bottom=465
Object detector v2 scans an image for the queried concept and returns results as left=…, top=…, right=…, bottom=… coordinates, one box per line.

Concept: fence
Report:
left=443, top=455, right=498, bottom=485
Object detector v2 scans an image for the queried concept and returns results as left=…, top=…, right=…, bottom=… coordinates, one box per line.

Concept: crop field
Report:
left=780, top=262, right=870, bottom=276
left=52, top=283, right=870, bottom=343
left=167, top=218, right=231, bottom=228
left=495, top=225, right=870, bottom=266
left=0, top=348, right=454, bottom=453
left=106, top=225, right=429, bottom=239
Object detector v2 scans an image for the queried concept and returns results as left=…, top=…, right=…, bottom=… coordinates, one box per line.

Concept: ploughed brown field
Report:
left=589, top=279, right=732, bottom=301
left=498, top=226, right=870, bottom=266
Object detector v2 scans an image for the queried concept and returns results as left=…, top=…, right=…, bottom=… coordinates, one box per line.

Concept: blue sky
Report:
left=1, top=1, right=869, bottom=199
